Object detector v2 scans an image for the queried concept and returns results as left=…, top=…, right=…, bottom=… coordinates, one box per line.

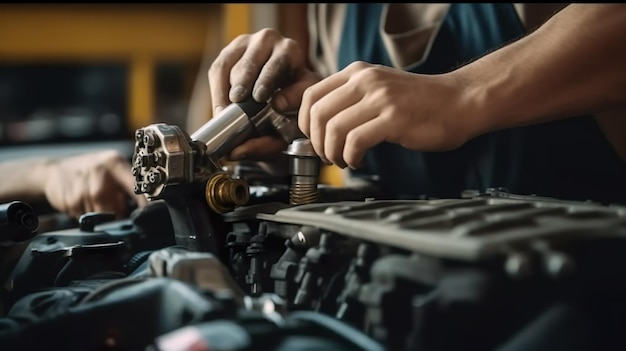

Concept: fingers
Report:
left=66, top=172, right=89, bottom=219
left=298, top=62, right=366, bottom=138
left=323, top=103, right=378, bottom=168
left=134, top=193, right=149, bottom=209
left=87, top=169, right=128, bottom=219
left=107, top=154, right=138, bottom=199
left=81, top=151, right=146, bottom=219
left=229, top=33, right=276, bottom=102
left=107, top=154, right=149, bottom=209
left=296, top=62, right=416, bottom=169
left=209, top=35, right=248, bottom=114
left=307, top=86, right=366, bottom=165
left=342, top=117, right=390, bottom=169
left=252, top=38, right=305, bottom=103
left=300, top=64, right=377, bottom=165
left=82, top=176, right=96, bottom=214
left=44, top=151, right=148, bottom=220
left=57, top=181, right=81, bottom=220
left=209, top=28, right=307, bottom=116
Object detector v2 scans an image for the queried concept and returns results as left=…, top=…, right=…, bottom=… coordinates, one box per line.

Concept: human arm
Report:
left=0, top=150, right=148, bottom=220
left=298, top=4, right=626, bottom=169
left=461, top=3, right=626, bottom=135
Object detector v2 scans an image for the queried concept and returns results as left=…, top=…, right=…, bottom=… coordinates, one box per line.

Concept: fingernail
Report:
left=230, top=85, right=247, bottom=101
left=253, top=85, right=269, bottom=102
left=272, top=94, right=288, bottom=112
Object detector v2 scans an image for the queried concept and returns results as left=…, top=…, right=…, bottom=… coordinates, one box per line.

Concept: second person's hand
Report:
left=43, top=150, right=148, bottom=220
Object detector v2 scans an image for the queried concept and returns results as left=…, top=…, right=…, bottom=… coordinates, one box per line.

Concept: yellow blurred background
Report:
left=0, top=3, right=342, bottom=185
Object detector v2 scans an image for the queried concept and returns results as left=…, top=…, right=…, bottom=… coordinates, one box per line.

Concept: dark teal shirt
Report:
left=338, top=3, right=626, bottom=205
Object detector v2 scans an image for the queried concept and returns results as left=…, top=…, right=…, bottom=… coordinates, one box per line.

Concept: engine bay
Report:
left=2, top=101, right=626, bottom=351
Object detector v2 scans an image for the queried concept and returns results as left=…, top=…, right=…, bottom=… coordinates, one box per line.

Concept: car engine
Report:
left=1, top=100, right=626, bottom=351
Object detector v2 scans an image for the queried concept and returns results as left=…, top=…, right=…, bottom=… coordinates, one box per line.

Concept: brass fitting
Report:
left=205, top=172, right=250, bottom=214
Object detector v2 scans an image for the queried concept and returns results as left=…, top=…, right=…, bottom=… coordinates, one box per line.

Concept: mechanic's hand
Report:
left=43, top=150, right=148, bottom=220
left=208, top=28, right=321, bottom=161
left=298, top=61, right=474, bottom=169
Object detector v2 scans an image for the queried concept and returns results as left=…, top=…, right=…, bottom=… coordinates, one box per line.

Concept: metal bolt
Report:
left=505, top=252, right=534, bottom=279
left=135, top=129, right=144, bottom=143
left=153, top=151, right=163, bottom=165
left=148, top=170, right=162, bottom=184
left=140, top=182, right=150, bottom=193
left=143, top=132, right=155, bottom=146
left=133, top=154, right=142, bottom=167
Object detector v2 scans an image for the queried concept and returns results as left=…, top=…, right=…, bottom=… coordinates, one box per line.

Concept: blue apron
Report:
left=338, top=3, right=626, bottom=204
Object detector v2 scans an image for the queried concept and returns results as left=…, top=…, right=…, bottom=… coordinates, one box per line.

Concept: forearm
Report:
left=0, top=158, right=51, bottom=203
left=458, top=4, right=626, bottom=137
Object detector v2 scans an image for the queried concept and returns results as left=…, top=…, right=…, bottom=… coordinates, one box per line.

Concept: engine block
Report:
left=2, top=185, right=626, bottom=351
